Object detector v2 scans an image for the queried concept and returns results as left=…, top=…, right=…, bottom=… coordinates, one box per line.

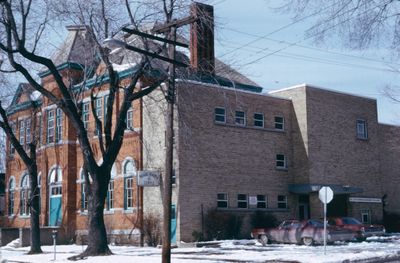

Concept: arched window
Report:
left=49, top=167, right=62, bottom=195
left=123, top=160, right=136, bottom=210
left=20, top=173, right=30, bottom=216
left=8, top=177, right=15, bottom=215
left=106, top=164, right=117, bottom=211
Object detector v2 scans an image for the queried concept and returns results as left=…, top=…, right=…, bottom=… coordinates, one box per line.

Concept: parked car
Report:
left=251, top=219, right=355, bottom=246
left=328, top=217, right=386, bottom=241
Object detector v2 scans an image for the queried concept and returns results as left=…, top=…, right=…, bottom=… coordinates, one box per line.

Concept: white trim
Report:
left=253, top=112, right=265, bottom=128
left=269, top=83, right=376, bottom=101
left=176, top=79, right=292, bottom=102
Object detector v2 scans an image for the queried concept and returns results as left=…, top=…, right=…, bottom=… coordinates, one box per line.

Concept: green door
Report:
left=49, top=184, right=62, bottom=226
left=171, top=205, right=176, bottom=244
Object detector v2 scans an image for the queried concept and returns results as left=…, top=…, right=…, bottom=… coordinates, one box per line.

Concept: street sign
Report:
left=319, top=186, right=334, bottom=204
left=318, top=186, right=334, bottom=255
left=138, top=170, right=161, bottom=187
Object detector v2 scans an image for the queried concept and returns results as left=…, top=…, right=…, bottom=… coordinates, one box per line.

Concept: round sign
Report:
left=319, top=186, right=334, bottom=204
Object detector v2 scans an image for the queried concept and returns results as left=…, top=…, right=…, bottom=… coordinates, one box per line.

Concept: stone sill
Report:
left=215, top=122, right=286, bottom=134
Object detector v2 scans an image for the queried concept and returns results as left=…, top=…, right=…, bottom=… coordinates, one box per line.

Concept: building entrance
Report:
left=327, top=194, right=348, bottom=217
left=298, top=195, right=310, bottom=220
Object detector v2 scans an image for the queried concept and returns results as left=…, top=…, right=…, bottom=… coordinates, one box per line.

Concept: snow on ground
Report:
left=1, top=234, right=400, bottom=263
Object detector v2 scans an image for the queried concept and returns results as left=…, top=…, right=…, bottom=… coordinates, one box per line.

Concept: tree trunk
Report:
left=79, top=176, right=112, bottom=257
left=28, top=165, right=42, bottom=254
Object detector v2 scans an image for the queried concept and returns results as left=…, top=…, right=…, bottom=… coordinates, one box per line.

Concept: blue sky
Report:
left=211, top=0, right=400, bottom=124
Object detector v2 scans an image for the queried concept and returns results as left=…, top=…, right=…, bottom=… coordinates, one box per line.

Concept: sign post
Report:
left=318, top=186, right=333, bottom=255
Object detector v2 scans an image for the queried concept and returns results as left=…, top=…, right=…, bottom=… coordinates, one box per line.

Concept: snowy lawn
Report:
left=1, top=234, right=400, bottom=263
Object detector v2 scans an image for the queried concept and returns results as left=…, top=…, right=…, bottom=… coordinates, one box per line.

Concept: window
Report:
left=80, top=171, right=88, bottom=212
left=47, top=109, right=55, bottom=143
left=10, top=122, right=16, bottom=155
left=8, top=177, right=15, bottom=215
left=126, top=107, right=133, bottom=130
left=361, top=209, right=371, bottom=224
left=276, top=154, right=287, bottom=169
left=49, top=167, right=62, bottom=196
left=214, top=107, right=226, bottom=123
left=237, top=194, right=248, bottom=208
left=277, top=195, right=287, bottom=209
left=106, top=180, right=114, bottom=211
left=103, top=95, right=109, bottom=124
left=95, top=98, right=103, bottom=135
left=257, top=195, right=267, bottom=208
left=254, top=113, right=264, bottom=127
left=82, top=102, right=89, bottom=130
left=25, top=119, right=31, bottom=149
left=217, top=193, right=228, bottom=208
left=19, top=120, right=25, bottom=148
left=124, top=160, right=136, bottom=210
left=56, top=108, right=63, bottom=142
left=20, top=174, right=30, bottom=216
left=235, top=111, right=246, bottom=126
left=106, top=164, right=116, bottom=211
left=356, top=119, right=368, bottom=139
left=275, top=116, right=284, bottom=130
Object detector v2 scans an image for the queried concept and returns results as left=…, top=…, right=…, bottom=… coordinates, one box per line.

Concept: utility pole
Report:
left=152, top=15, right=195, bottom=263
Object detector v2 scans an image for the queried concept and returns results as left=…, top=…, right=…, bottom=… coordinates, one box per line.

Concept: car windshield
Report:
left=342, top=217, right=362, bottom=225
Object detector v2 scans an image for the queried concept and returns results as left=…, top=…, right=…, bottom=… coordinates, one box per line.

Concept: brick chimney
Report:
left=190, top=2, right=215, bottom=75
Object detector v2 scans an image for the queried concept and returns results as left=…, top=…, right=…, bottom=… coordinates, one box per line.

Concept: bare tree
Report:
left=279, top=0, right=400, bottom=53
left=0, top=0, right=196, bottom=258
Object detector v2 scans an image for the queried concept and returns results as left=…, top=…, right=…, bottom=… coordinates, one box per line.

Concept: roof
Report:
left=7, top=83, right=42, bottom=116
left=39, top=25, right=99, bottom=76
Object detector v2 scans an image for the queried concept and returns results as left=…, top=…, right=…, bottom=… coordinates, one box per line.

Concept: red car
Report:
left=251, top=219, right=354, bottom=246
left=328, top=217, right=385, bottom=241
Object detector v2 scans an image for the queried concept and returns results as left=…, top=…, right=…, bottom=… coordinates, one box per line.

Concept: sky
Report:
left=210, top=0, right=400, bottom=125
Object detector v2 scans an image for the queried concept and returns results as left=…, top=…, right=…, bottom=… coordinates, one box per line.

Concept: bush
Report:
left=250, top=211, right=278, bottom=229
left=383, top=212, right=400, bottom=233
left=143, top=213, right=161, bottom=247
left=204, top=209, right=243, bottom=240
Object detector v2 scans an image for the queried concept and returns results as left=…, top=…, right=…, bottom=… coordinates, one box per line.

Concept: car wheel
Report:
left=302, top=237, right=314, bottom=246
left=259, top=234, right=269, bottom=246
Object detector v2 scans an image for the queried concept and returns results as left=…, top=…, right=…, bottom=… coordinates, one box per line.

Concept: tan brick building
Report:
left=3, top=2, right=399, bottom=245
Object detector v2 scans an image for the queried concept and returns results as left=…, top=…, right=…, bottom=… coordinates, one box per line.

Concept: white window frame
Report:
left=126, top=107, right=134, bottom=130
left=235, top=111, right=246, bottom=126
left=257, top=194, right=267, bottom=208
left=217, top=193, right=228, bottom=208
left=276, top=154, right=287, bottom=169
left=237, top=193, right=248, bottom=209
left=274, top=116, right=284, bottom=130
left=356, top=119, right=368, bottom=139
left=19, top=119, right=25, bottom=147
left=20, top=173, right=30, bottom=216
left=254, top=113, right=264, bottom=128
left=277, top=195, right=287, bottom=209
left=123, top=160, right=136, bottom=210
left=56, top=108, right=63, bottom=142
left=8, top=177, right=15, bottom=215
left=25, top=119, right=31, bottom=148
left=361, top=209, right=371, bottom=224
left=47, top=109, right=55, bottom=144
left=214, top=107, right=226, bottom=123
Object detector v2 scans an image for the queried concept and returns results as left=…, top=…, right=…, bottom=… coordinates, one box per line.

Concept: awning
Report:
left=288, top=184, right=363, bottom=194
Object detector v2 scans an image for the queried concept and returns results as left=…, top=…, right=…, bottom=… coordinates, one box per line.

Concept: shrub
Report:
left=250, top=211, right=278, bottom=229
left=204, top=209, right=243, bottom=240
left=143, top=213, right=161, bottom=247
left=383, top=212, right=400, bottom=233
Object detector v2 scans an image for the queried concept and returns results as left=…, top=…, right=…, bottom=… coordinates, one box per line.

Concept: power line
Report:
left=218, top=1, right=344, bottom=58
left=241, top=1, right=392, bottom=66
left=221, top=27, right=400, bottom=68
